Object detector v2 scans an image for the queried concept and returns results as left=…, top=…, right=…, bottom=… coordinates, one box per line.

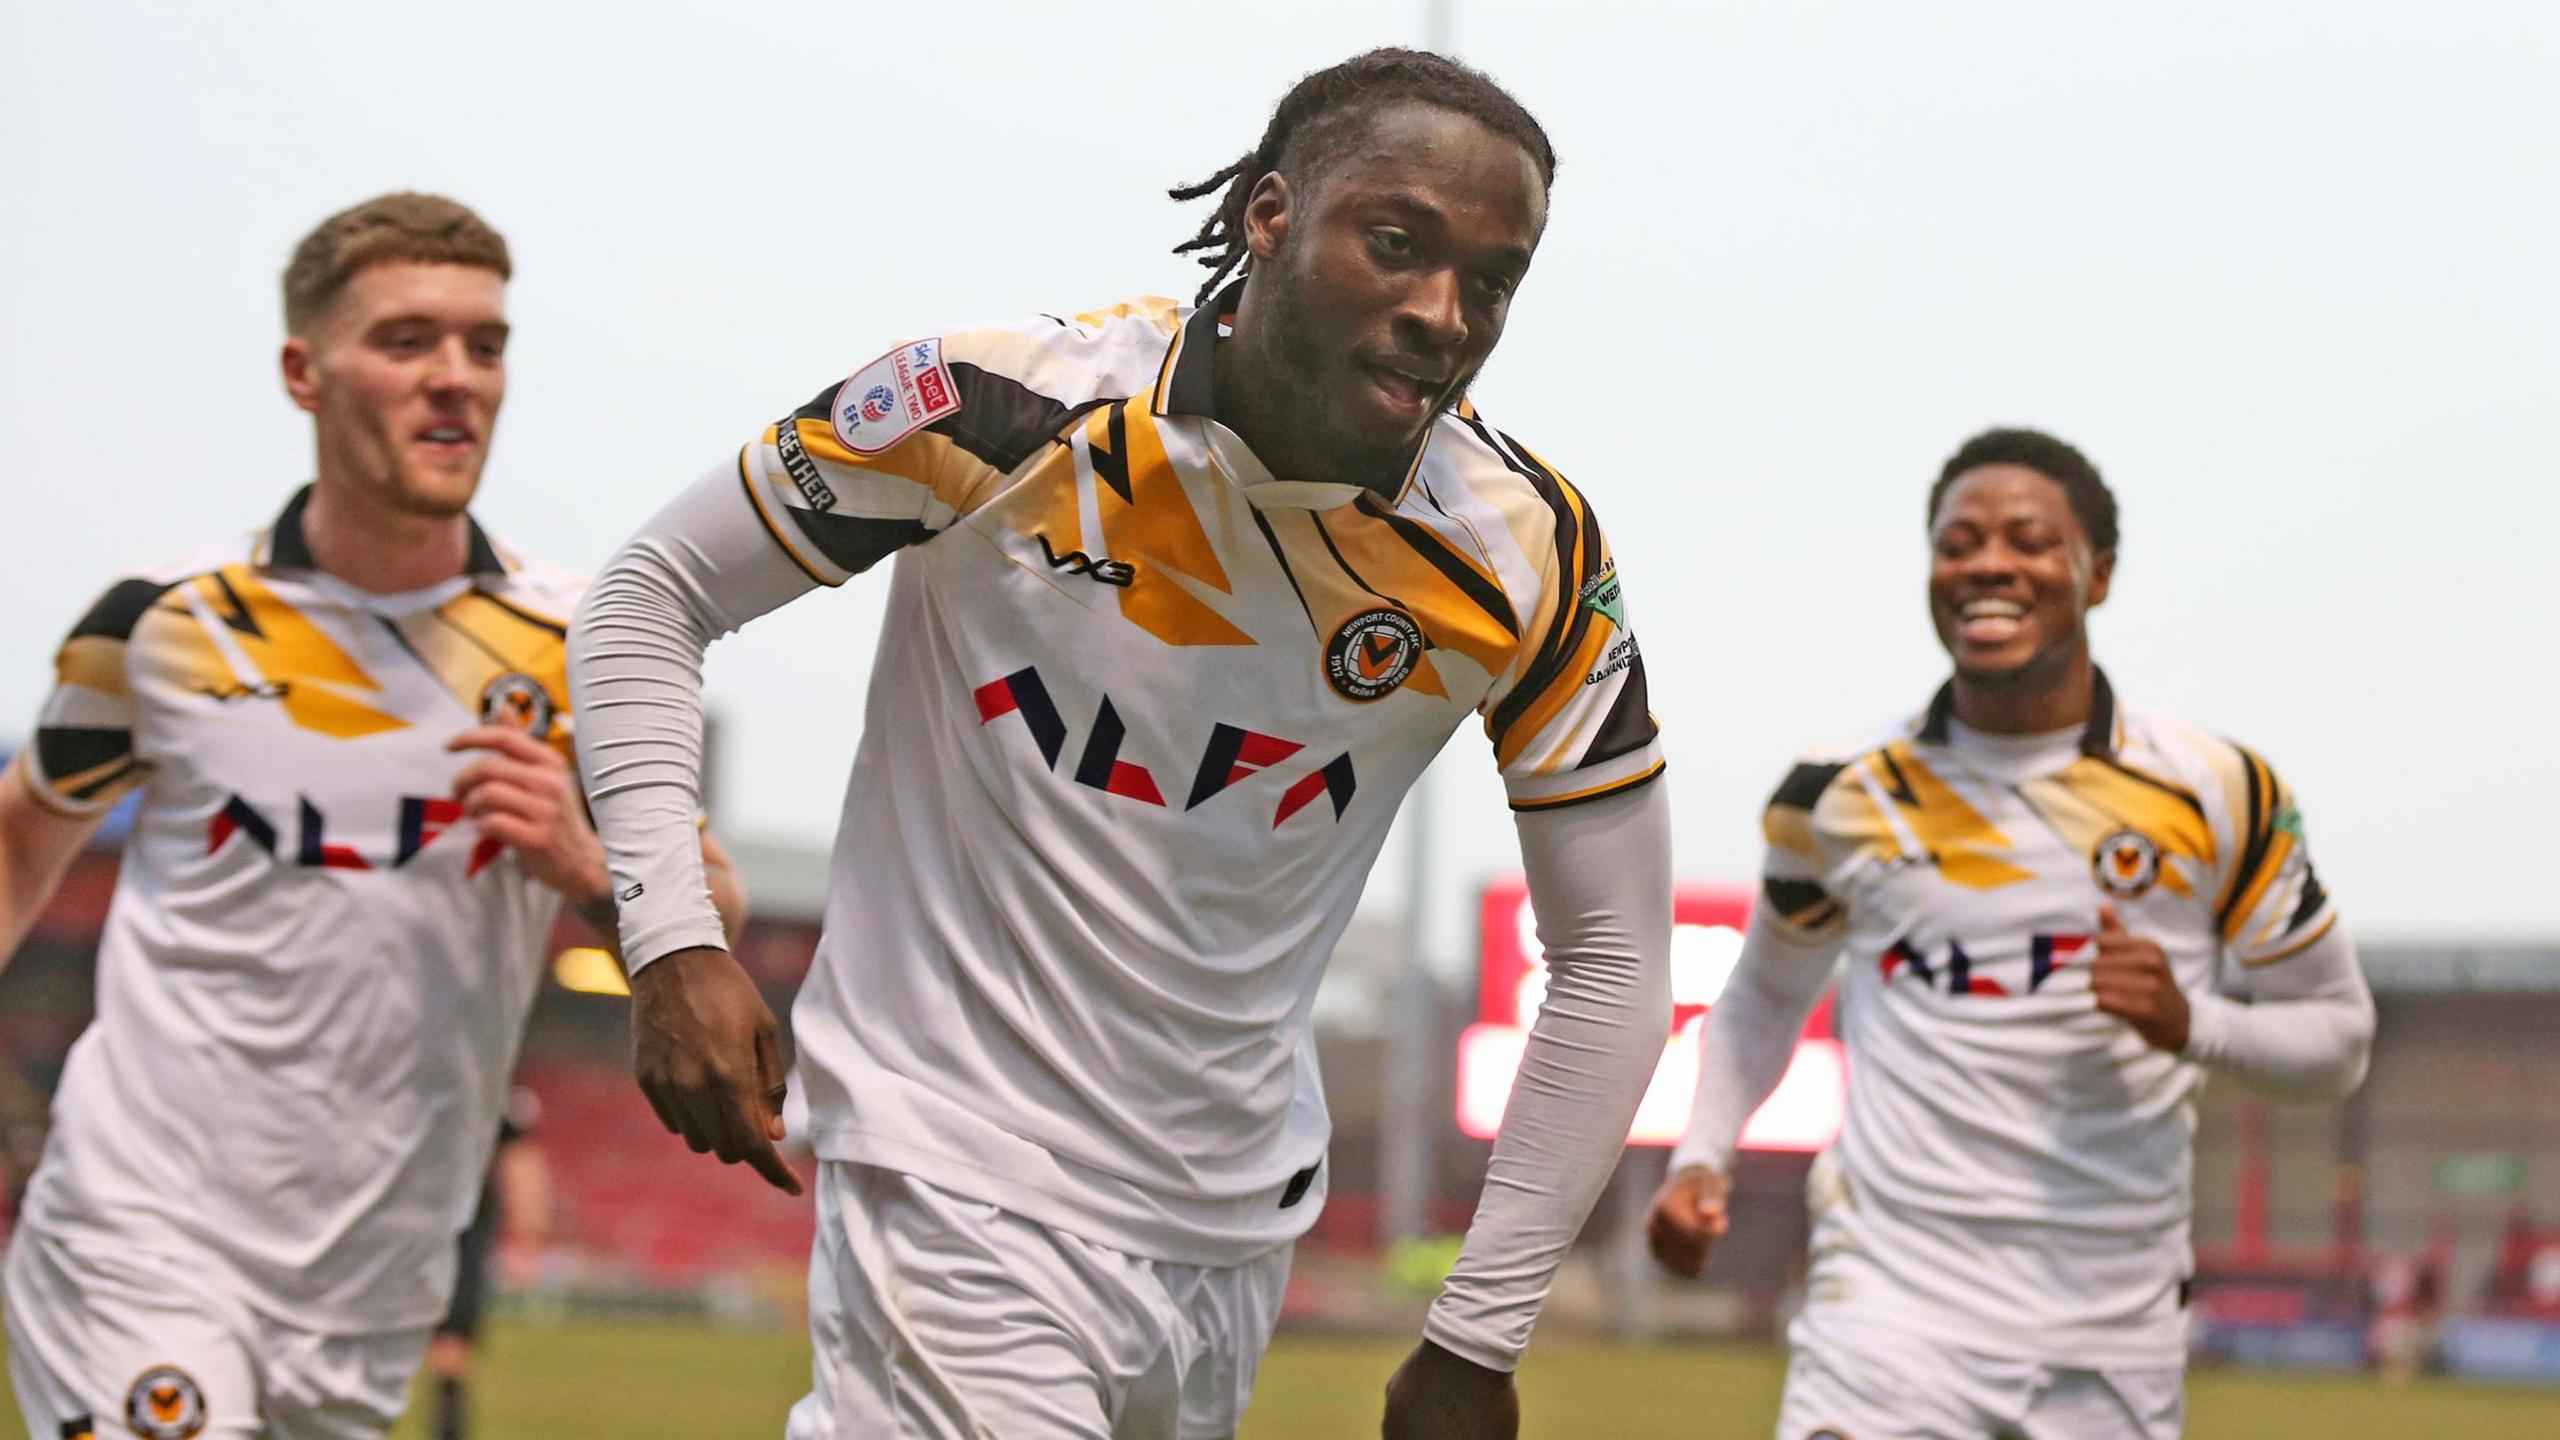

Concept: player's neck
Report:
left=1950, top=654, right=2095, bottom=736
left=299, top=476, right=472, bottom=594
left=1211, top=332, right=1403, bottom=495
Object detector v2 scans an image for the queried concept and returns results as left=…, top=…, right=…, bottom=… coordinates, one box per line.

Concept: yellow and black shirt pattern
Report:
left=1761, top=670, right=2333, bottom=973
left=27, top=486, right=577, bottom=821
left=731, top=284, right=1662, bottom=812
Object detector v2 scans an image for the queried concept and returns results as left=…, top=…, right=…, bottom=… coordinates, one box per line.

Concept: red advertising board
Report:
left=1457, top=877, right=1845, bottom=1150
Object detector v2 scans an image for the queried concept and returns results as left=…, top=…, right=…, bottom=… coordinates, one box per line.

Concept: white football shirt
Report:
left=589, top=290, right=1666, bottom=1264
left=1746, top=674, right=2335, bottom=1365
left=16, top=488, right=582, bottom=1332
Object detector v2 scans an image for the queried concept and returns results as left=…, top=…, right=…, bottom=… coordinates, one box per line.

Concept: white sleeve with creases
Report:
left=1422, top=780, right=1673, bottom=1372
left=2185, top=921, right=2376, bottom=1102
left=567, top=467, right=818, bottom=972
left=1665, top=907, right=1837, bottom=1179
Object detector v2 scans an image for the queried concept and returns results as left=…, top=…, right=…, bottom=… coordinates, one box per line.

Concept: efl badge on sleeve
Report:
left=123, top=1366, right=206, bottom=1440
left=831, top=338, right=963, bottom=455
left=1325, top=609, right=1424, bottom=701
left=479, top=672, right=557, bottom=741
left=2093, top=828, right=2162, bottom=899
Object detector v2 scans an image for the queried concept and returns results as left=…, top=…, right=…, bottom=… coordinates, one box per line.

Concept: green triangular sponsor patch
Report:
left=1578, top=565, right=1624, bottom=627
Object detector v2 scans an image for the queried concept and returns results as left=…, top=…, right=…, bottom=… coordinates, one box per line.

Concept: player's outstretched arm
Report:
left=0, top=756, right=107, bottom=971
left=1386, top=782, right=1672, bottom=1435
left=1646, top=907, right=1837, bottom=1278
left=567, top=466, right=824, bottom=1195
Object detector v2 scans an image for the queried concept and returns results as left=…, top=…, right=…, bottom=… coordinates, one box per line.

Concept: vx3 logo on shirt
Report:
left=1037, top=534, right=1136, bottom=588
left=201, top=680, right=293, bottom=703
left=206, top=793, right=507, bottom=874
left=974, top=666, right=1356, bottom=826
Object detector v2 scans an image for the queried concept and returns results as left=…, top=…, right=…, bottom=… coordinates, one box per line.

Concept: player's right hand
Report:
left=1643, top=1164, right=1733, bottom=1278
left=630, top=945, right=805, bottom=1197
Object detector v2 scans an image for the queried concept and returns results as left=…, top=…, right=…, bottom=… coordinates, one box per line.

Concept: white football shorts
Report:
left=785, top=1161, right=1291, bottom=1440
left=1777, top=1306, right=2184, bottom=1440
left=4, top=1224, right=426, bottom=1440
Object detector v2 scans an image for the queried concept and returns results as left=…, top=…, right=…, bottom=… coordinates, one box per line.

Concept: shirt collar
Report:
left=1150, top=281, right=1236, bottom=420
left=259, top=483, right=509, bottom=578
left=1918, top=666, right=2120, bottom=758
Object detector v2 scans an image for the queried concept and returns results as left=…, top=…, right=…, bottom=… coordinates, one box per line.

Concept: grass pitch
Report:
left=9, top=1318, right=2554, bottom=1436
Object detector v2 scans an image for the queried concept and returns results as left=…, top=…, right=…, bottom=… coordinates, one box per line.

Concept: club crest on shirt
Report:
left=124, top=1365, right=206, bottom=1440
left=830, top=337, right=962, bottom=455
left=1325, top=608, right=1424, bottom=701
left=479, top=672, right=556, bottom=740
left=2093, top=827, right=2162, bottom=899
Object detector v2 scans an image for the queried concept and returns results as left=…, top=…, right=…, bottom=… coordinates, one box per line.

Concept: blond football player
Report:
left=1646, top=428, right=2374, bottom=1440
left=0, top=194, right=740, bottom=1440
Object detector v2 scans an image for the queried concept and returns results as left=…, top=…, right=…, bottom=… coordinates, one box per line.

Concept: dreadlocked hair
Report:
left=1168, top=47, right=1557, bottom=303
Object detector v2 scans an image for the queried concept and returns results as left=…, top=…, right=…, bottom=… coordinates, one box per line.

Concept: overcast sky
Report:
left=4, top=1, right=2553, bottom=944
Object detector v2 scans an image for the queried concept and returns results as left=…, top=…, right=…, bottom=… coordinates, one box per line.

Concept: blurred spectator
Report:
left=427, top=1087, right=552, bottom=1440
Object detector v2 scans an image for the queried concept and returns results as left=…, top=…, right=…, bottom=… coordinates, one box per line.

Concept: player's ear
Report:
left=1242, top=172, right=1291, bottom=265
left=281, top=334, right=322, bottom=415
left=2087, top=547, right=2115, bottom=609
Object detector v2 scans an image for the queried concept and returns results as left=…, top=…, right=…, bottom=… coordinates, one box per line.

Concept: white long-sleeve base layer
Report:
left=1429, top=784, right=1672, bottom=1368
left=568, top=464, right=1671, bottom=1369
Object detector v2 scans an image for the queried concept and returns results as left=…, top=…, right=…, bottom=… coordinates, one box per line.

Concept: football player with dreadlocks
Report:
left=568, top=48, right=1672, bottom=1439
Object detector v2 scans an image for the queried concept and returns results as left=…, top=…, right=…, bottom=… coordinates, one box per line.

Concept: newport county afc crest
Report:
left=478, top=671, right=556, bottom=740
left=2093, top=827, right=2162, bottom=899
left=123, top=1366, right=206, bottom=1440
left=1325, top=609, right=1423, bottom=702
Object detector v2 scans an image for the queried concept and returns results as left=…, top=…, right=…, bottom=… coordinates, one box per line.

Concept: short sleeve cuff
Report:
left=1502, top=745, right=1665, bottom=813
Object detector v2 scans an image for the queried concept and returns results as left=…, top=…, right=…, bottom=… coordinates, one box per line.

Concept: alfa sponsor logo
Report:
left=207, top=793, right=505, bottom=875
left=1325, top=608, right=1423, bottom=702
left=1881, top=931, right=2094, bottom=997
left=973, top=666, right=1356, bottom=825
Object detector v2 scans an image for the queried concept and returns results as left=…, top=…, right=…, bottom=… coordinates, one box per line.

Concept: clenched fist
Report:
left=448, top=726, right=608, bottom=905
left=1644, top=1164, right=1733, bottom=1279
left=2089, top=903, right=2188, bottom=1052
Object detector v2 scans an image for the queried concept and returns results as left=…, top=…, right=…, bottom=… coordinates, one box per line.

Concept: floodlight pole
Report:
left=1377, top=0, right=1459, bottom=1256
left=1382, top=760, right=1436, bottom=1248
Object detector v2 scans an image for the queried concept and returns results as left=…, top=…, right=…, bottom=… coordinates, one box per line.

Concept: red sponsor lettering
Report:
left=914, top=365, right=954, bottom=416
